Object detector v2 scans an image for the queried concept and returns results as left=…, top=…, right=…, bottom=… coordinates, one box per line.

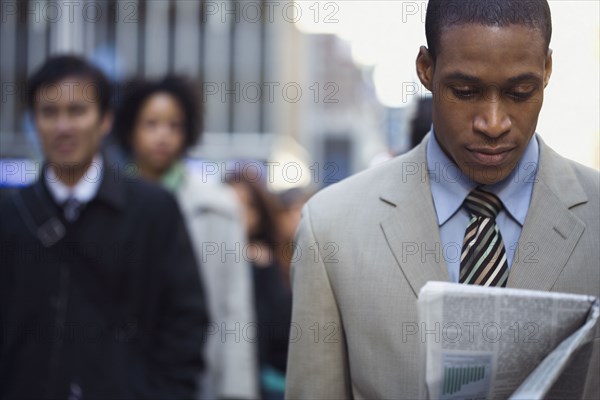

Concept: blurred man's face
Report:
left=417, top=24, right=552, bottom=184
left=34, top=78, right=111, bottom=171
left=132, top=93, right=186, bottom=176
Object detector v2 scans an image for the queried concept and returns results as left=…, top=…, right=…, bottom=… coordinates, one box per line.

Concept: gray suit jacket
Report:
left=285, top=135, right=600, bottom=399
left=177, top=171, right=258, bottom=399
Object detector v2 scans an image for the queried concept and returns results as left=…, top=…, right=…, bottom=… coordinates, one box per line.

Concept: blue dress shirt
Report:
left=427, top=131, right=539, bottom=282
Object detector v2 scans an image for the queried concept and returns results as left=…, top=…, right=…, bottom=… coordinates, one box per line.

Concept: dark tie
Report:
left=459, top=188, right=509, bottom=287
left=62, top=196, right=83, bottom=222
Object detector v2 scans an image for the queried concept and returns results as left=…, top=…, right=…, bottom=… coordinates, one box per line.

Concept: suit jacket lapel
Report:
left=379, top=137, right=450, bottom=297
left=378, top=135, right=588, bottom=295
left=507, top=137, right=588, bottom=290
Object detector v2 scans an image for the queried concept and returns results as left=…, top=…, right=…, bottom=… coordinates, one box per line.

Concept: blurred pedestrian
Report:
left=114, top=76, right=258, bottom=400
left=0, top=55, right=209, bottom=399
left=409, top=96, right=433, bottom=149
left=276, top=187, right=312, bottom=288
left=226, top=174, right=292, bottom=400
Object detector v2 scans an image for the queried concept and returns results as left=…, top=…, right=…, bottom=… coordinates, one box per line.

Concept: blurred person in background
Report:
left=114, top=76, right=258, bottom=400
left=226, top=174, right=292, bottom=400
left=0, top=55, right=208, bottom=399
left=409, top=96, right=433, bottom=150
left=276, top=188, right=312, bottom=288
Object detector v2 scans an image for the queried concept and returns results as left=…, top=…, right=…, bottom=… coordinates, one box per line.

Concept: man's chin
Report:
left=457, top=161, right=514, bottom=185
left=469, top=166, right=512, bottom=185
left=47, top=154, right=91, bottom=170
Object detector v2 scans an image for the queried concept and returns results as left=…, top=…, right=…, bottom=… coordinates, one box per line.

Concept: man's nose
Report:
left=55, top=114, right=74, bottom=133
left=473, top=96, right=512, bottom=139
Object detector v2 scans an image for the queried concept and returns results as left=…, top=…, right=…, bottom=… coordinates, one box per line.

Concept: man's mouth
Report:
left=466, top=146, right=515, bottom=166
left=55, top=140, right=77, bottom=154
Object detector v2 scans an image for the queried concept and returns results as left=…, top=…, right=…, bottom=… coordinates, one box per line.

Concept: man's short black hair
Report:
left=27, top=54, right=112, bottom=116
left=113, top=76, right=201, bottom=154
left=425, top=0, right=552, bottom=62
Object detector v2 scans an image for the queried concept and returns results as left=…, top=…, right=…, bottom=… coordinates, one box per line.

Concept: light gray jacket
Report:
left=177, top=170, right=258, bottom=399
left=286, top=135, right=600, bottom=399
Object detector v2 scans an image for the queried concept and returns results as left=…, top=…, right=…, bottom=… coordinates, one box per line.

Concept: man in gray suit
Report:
left=286, top=0, right=600, bottom=399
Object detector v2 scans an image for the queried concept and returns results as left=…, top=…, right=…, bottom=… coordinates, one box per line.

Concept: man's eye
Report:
left=144, top=120, right=158, bottom=128
left=40, top=107, right=57, bottom=117
left=506, top=90, right=535, bottom=101
left=451, top=88, right=478, bottom=99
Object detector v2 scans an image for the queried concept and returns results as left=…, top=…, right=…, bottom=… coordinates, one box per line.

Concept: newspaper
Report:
left=417, top=282, right=599, bottom=400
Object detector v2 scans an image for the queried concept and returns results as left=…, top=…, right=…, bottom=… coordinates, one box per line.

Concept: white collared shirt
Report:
left=45, top=155, right=103, bottom=205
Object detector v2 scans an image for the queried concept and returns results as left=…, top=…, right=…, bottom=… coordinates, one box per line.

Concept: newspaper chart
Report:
left=418, top=282, right=599, bottom=400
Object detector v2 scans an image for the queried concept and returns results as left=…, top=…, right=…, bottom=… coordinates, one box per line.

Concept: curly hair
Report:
left=113, top=75, right=201, bottom=154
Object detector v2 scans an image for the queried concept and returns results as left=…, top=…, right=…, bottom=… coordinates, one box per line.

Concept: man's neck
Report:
left=51, top=163, right=91, bottom=188
left=48, top=154, right=103, bottom=188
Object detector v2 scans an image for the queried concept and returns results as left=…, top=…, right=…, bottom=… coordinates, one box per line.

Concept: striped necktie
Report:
left=459, top=188, right=509, bottom=287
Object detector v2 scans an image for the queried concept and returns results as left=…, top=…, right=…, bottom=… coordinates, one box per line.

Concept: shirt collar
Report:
left=45, top=154, right=103, bottom=204
left=427, top=131, right=539, bottom=226
left=486, top=135, right=539, bottom=226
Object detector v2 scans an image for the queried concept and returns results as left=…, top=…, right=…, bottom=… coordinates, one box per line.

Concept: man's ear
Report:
left=416, top=46, right=435, bottom=92
left=100, top=110, right=113, bottom=138
left=543, top=48, right=553, bottom=88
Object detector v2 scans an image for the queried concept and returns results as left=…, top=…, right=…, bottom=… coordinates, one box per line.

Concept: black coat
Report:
left=0, top=161, right=209, bottom=399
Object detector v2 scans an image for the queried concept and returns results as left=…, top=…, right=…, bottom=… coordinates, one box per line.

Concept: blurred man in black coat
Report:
left=0, top=55, right=209, bottom=399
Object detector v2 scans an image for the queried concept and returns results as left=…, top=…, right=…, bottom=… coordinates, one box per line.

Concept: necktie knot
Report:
left=63, top=196, right=83, bottom=222
left=464, top=188, right=502, bottom=219
left=460, top=188, right=509, bottom=287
